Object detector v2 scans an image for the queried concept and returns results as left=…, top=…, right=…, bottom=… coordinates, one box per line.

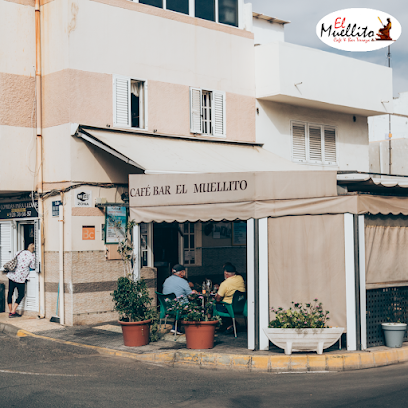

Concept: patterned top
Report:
left=7, top=250, right=36, bottom=283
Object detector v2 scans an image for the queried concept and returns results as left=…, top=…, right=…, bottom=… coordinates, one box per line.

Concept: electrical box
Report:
left=105, top=245, right=122, bottom=260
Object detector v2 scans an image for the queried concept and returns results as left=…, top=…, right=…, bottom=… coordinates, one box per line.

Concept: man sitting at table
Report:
left=163, top=264, right=196, bottom=334
left=215, top=263, right=246, bottom=334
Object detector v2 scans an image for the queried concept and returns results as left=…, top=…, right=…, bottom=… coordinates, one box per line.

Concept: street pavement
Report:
left=1, top=331, right=408, bottom=407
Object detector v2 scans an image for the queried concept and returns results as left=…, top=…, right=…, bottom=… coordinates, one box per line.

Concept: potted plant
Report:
left=166, top=294, right=221, bottom=349
left=263, top=299, right=344, bottom=355
left=111, top=276, right=156, bottom=346
left=381, top=322, right=407, bottom=348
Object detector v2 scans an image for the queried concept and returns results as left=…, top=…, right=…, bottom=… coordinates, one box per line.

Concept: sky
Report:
left=248, top=0, right=408, bottom=98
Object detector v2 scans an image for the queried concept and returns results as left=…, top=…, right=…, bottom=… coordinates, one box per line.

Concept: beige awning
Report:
left=129, top=171, right=339, bottom=223
left=75, top=126, right=307, bottom=174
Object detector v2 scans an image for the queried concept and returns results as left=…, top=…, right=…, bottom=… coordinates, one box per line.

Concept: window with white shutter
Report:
left=292, top=123, right=306, bottom=162
left=291, top=121, right=337, bottom=165
left=0, top=221, right=13, bottom=270
left=212, top=91, right=225, bottom=137
left=308, top=126, right=322, bottom=163
left=113, top=76, right=147, bottom=130
left=190, top=87, right=225, bottom=137
left=324, top=127, right=337, bottom=164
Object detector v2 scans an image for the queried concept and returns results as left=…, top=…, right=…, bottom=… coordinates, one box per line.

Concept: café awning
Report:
left=74, top=126, right=307, bottom=174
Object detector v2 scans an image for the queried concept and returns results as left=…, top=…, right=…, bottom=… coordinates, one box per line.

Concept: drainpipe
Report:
left=35, top=0, right=45, bottom=318
left=58, top=200, right=65, bottom=325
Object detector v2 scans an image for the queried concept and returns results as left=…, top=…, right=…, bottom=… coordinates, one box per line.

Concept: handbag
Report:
left=2, top=251, right=22, bottom=272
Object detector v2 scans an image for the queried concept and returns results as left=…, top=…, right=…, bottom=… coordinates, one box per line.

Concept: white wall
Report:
left=368, top=92, right=408, bottom=142
left=41, top=0, right=255, bottom=97
left=255, top=41, right=393, bottom=116
left=0, top=126, right=37, bottom=191
left=0, top=0, right=35, bottom=76
left=253, top=18, right=284, bottom=45
left=257, top=100, right=369, bottom=171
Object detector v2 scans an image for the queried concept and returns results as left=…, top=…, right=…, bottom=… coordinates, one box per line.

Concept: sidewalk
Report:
left=1, top=313, right=407, bottom=372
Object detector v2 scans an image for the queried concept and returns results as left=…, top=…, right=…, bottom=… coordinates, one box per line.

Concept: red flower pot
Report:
left=182, top=320, right=218, bottom=349
left=119, top=319, right=151, bottom=347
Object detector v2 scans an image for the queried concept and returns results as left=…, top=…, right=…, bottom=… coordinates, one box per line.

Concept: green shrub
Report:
left=269, top=299, right=330, bottom=329
left=111, top=276, right=159, bottom=341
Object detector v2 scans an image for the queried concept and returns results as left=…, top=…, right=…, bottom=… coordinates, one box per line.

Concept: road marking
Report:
left=0, top=369, right=88, bottom=377
left=277, top=371, right=335, bottom=374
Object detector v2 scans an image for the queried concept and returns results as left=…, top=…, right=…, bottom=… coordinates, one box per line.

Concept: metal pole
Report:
left=254, top=219, right=259, bottom=351
left=388, top=45, right=392, bottom=174
left=353, top=215, right=361, bottom=350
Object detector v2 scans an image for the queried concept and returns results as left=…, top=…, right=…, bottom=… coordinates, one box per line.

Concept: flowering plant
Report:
left=166, top=293, right=221, bottom=323
left=268, top=299, right=330, bottom=329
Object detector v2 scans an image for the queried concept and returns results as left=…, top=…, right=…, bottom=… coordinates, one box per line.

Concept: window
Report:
left=167, top=0, right=189, bottom=14
left=133, top=0, right=238, bottom=27
left=113, top=76, right=147, bottom=129
left=190, top=87, right=225, bottom=137
left=180, top=222, right=202, bottom=266
left=291, top=121, right=337, bottom=165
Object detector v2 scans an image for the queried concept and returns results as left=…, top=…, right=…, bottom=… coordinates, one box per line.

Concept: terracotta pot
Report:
left=119, top=319, right=151, bottom=347
left=182, top=320, right=218, bottom=349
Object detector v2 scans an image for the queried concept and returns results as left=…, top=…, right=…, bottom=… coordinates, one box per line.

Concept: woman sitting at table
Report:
left=215, top=263, right=246, bottom=334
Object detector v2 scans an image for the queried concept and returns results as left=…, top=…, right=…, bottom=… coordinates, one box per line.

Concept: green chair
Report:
left=213, top=291, right=247, bottom=338
left=156, top=292, right=179, bottom=340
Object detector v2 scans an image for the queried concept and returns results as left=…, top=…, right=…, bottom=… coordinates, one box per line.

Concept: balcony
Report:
left=255, top=41, right=393, bottom=116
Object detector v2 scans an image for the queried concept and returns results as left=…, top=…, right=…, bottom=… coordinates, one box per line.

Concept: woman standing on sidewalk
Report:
left=7, top=243, right=35, bottom=318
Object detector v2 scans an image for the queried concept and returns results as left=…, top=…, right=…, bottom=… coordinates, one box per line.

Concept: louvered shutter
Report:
left=212, top=91, right=226, bottom=137
left=0, top=222, right=13, bottom=269
left=190, top=87, right=202, bottom=133
left=292, top=123, right=306, bottom=162
left=324, top=127, right=337, bottom=164
left=34, top=219, right=41, bottom=273
left=309, top=125, right=322, bottom=163
left=113, top=76, right=131, bottom=128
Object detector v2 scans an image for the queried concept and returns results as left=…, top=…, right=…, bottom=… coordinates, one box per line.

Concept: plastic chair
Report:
left=156, top=292, right=179, bottom=339
left=213, top=291, right=247, bottom=337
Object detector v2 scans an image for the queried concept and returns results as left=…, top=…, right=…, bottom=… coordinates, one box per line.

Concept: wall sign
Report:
left=105, top=206, right=127, bottom=244
left=0, top=201, right=38, bottom=220
left=52, top=201, right=62, bottom=217
left=74, top=190, right=92, bottom=207
left=316, top=8, right=401, bottom=52
left=82, top=226, right=95, bottom=240
left=232, top=221, right=247, bottom=246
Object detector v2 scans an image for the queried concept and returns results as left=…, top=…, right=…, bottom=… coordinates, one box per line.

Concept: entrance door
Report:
left=17, top=222, right=39, bottom=312
left=153, top=222, right=180, bottom=293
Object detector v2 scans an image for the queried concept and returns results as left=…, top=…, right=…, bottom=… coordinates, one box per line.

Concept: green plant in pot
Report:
left=111, top=276, right=158, bottom=346
left=166, top=293, right=221, bottom=349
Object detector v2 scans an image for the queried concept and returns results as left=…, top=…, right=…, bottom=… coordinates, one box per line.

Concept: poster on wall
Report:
left=105, top=206, right=127, bottom=244
left=232, top=221, right=247, bottom=246
left=212, top=222, right=232, bottom=239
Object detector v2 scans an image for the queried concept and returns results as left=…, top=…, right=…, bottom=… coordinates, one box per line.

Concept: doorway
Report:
left=153, top=222, right=180, bottom=293
left=17, top=222, right=39, bottom=312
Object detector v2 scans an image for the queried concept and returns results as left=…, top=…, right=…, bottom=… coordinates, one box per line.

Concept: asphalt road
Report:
left=0, top=332, right=407, bottom=408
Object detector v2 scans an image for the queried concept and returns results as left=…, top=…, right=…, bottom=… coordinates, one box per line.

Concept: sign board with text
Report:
left=0, top=201, right=38, bottom=220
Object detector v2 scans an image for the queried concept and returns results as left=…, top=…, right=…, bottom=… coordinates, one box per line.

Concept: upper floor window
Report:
left=137, top=0, right=239, bottom=27
left=291, top=121, right=337, bottom=165
left=113, top=75, right=147, bottom=130
left=190, top=87, right=226, bottom=137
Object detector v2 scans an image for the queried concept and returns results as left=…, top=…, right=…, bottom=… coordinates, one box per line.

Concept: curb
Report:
left=15, top=329, right=408, bottom=372
left=0, top=322, right=19, bottom=337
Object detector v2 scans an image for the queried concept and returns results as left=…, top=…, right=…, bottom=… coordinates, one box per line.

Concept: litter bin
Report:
left=0, top=283, right=5, bottom=313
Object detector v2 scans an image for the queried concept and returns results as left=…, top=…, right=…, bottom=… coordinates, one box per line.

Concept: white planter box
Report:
left=263, top=327, right=344, bottom=355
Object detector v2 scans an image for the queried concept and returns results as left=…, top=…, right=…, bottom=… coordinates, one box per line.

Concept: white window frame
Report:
left=113, top=75, right=148, bottom=131
left=178, top=222, right=202, bottom=266
left=190, top=87, right=226, bottom=138
left=291, top=120, right=337, bottom=166
left=131, top=0, right=242, bottom=28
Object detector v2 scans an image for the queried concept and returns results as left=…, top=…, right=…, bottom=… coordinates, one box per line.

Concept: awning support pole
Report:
left=246, top=219, right=255, bottom=350
left=258, top=218, right=270, bottom=350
